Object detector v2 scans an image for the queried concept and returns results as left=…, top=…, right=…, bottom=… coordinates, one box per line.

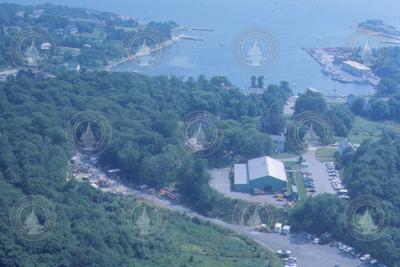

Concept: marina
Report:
left=304, top=47, right=380, bottom=86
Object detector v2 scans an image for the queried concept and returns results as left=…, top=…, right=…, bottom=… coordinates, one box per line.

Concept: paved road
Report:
left=302, top=146, right=336, bottom=195
left=75, top=155, right=360, bottom=267
left=131, top=190, right=361, bottom=267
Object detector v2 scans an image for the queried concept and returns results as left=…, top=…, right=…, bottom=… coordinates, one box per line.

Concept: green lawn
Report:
left=284, top=161, right=307, bottom=201
left=348, top=116, right=400, bottom=144
left=315, top=147, right=336, bottom=162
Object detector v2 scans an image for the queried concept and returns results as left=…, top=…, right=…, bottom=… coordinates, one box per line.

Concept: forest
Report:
left=0, top=70, right=293, bottom=266
left=350, top=47, right=400, bottom=122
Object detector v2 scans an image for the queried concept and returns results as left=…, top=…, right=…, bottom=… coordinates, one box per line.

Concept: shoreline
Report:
left=303, top=47, right=380, bottom=87
left=104, top=34, right=182, bottom=71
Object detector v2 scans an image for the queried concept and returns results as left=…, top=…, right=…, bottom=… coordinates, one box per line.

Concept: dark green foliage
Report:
left=289, top=136, right=400, bottom=266
left=0, top=71, right=274, bottom=266
left=293, top=91, right=353, bottom=138
left=294, top=90, right=327, bottom=115
left=0, top=3, right=176, bottom=69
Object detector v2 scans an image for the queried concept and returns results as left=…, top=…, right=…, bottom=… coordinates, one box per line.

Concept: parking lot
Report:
left=209, top=168, right=287, bottom=207
left=301, top=146, right=336, bottom=195
left=233, top=230, right=362, bottom=267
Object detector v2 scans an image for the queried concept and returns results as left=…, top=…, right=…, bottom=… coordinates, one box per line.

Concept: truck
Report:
left=274, top=223, right=282, bottom=233
left=281, top=225, right=291, bottom=235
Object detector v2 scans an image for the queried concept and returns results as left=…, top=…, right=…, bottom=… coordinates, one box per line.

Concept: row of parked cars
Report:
left=311, top=232, right=385, bottom=266
left=325, top=162, right=349, bottom=199
left=329, top=241, right=384, bottom=266
left=300, top=167, right=316, bottom=194
left=276, top=250, right=297, bottom=267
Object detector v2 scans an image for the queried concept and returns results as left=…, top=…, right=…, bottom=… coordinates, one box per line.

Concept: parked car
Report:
left=313, top=238, right=320, bottom=244
left=319, top=232, right=333, bottom=244
left=329, top=241, right=337, bottom=248
left=300, top=162, right=309, bottom=167
left=360, top=254, right=371, bottom=263
left=276, top=250, right=291, bottom=258
left=369, top=259, right=378, bottom=265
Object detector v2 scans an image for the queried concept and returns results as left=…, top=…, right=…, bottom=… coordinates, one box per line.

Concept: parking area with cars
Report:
left=301, top=147, right=336, bottom=195
left=324, top=161, right=350, bottom=199
left=309, top=233, right=387, bottom=267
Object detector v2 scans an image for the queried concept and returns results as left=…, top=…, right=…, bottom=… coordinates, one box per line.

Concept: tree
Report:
left=294, top=90, right=327, bottom=115
left=350, top=97, right=366, bottom=116
left=369, top=99, right=390, bottom=121
left=261, top=113, right=286, bottom=135
left=257, top=75, right=264, bottom=88
left=250, top=75, right=256, bottom=88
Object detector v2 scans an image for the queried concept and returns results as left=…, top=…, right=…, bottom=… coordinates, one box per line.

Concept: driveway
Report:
left=209, top=168, right=287, bottom=207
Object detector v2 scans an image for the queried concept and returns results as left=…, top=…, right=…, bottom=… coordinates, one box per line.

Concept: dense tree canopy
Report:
left=290, top=136, right=400, bottom=266
left=0, top=70, right=284, bottom=266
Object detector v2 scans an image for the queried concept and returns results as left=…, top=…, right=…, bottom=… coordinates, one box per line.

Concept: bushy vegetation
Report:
left=0, top=70, right=291, bottom=266
left=350, top=47, right=400, bottom=122
left=288, top=90, right=353, bottom=151
left=0, top=3, right=176, bottom=69
left=289, top=135, right=400, bottom=266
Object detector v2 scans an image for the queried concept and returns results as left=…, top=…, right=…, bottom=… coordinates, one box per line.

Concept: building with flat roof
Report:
left=343, top=60, right=371, bottom=77
left=234, top=156, right=287, bottom=193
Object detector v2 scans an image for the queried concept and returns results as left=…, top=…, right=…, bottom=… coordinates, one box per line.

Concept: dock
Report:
left=191, top=27, right=214, bottom=32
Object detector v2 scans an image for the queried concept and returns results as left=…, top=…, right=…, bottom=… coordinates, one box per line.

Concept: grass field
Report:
left=284, top=161, right=307, bottom=201
left=348, top=116, right=382, bottom=144
left=348, top=116, right=400, bottom=144
left=315, top=147, right=336, bottom=162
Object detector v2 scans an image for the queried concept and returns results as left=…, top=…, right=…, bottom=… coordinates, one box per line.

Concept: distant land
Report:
left=305, top=20, right=400, bottom=86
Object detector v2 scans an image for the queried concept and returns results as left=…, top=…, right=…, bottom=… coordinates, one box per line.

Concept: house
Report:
left=343, top=60, right=371, bottom=77
left=65, top=25, right=79, bottom=35
left=270, top=135, right=286, bottom=153
left=234, top=156, right=287, bottom=193
left=57, top=62, right=81, bottom=72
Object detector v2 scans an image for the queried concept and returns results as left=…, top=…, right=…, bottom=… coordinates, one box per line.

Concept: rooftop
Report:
left=343, top=60, right=371, bottom=71
left=234, top=156, right=287, bottom=185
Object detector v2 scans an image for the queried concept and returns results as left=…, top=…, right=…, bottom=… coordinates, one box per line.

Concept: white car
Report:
left=313, top=238, right=320, bottom=244
left=360, top=254, right=371, bottom=262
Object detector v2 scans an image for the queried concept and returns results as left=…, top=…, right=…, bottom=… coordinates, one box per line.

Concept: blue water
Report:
left=6, top=0, right=400, bottom=95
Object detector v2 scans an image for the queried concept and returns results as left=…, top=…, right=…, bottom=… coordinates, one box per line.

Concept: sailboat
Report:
left=303, top=123, right=320, bottom=143
left=135, top=39, right=153, bottom=66
left=79, top=122, right=98, bottom=150
left=23, top=206, right=44, bottom=235
left=188, top=122, right=208, bottom=151
left=245, top=39, right=267, bottom=67
left=355, top=207, right=378, bottom=235
left=136, top=206, right=151, bottom=235
left=246, top=205, right=263, bottom=228
left=359, top=40, right=375, bottom=65
left=24, top=38, right=41, bottom=67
